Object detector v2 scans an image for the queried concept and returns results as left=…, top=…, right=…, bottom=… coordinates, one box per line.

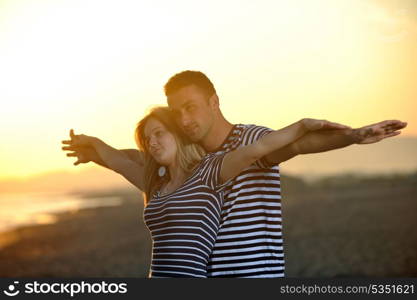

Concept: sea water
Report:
left=0, top=192, right=123, bottom=234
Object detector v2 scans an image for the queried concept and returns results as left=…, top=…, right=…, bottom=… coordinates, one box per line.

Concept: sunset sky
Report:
left=1, top=0, right=416, bottom=180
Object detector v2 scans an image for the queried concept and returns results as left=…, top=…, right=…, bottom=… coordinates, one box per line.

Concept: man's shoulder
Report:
left=218, top=124, right=274, bottom=152
left=236, top=123, right=273, bottom=132
left=235, top=124, right=274, bottom=143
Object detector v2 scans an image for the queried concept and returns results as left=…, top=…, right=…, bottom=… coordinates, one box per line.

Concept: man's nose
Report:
left=180, top=113, right=191, bottom=128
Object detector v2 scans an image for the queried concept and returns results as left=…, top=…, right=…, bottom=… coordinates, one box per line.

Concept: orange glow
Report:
left=0, top=0, right=416, bottom=180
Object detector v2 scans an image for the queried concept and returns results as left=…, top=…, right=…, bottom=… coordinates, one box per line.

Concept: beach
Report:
left=0, top=193, right=152, bottom=278
left=0, top=174, right=416, bottom=278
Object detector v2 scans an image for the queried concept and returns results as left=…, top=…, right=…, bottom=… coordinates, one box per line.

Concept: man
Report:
left=62, top=70, right=406, bottom=277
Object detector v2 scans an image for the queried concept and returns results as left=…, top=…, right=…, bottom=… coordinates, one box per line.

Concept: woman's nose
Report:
left=149, top=136, right=158, bottom=147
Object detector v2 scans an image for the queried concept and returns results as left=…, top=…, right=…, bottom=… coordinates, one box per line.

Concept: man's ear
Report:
left=208, top=93, right=219, bottom=109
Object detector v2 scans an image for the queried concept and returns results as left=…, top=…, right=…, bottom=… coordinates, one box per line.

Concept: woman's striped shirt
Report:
left=207, top=124, right=285, bottom=278
left=143, top=153, right=227, bottom=278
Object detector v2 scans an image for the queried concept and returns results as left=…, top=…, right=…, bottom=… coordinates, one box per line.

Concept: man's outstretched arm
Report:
left=264, top=119, right=407, bottom=165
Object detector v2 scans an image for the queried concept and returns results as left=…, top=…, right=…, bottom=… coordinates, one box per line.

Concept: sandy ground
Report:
left=0, top=175, right=416, bottom=278
left=0, top=196, right=152, bottom=277
left=283, top=184, right=417, bottom=277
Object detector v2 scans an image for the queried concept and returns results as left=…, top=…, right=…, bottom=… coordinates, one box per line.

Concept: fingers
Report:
left=384, top=131, right=401, bottom=138
left=388, top=121, right=407, bottom=130
left=63, top=129, right=86, bottom=167
left=62, top=145, right=86, bottom=151
left=366, top=120, right=406, bottom=130
left=61, top=139, right=80, bottom=147
left=364, top=120, right=406, bottom=137
left=63, top=129, right=77, bottom=146
left=379, top=120, right=407, bottom=130
left=61, top=139, right=82, bottom=148
left=73, top=153, right=85, bottom=166
left=65, top=151, right=84, bottom=166
left=381, top=124, right=406, bottom=135
left=62, top=145, right=76, bottom=151
left=385, top=119, right=405, bottom=126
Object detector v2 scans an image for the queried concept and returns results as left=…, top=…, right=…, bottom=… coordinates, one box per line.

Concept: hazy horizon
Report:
left=1, top=136, right=416, bottom=194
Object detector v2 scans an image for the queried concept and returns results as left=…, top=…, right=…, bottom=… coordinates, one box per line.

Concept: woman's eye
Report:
left=187, top=105, right=195, bottom=112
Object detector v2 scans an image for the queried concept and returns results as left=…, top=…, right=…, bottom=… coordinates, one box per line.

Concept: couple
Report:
left=62, top=70, right=406, bottom=278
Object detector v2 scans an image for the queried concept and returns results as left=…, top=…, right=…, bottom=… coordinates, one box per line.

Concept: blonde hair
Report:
left=134, top=106, right=205, bottom=205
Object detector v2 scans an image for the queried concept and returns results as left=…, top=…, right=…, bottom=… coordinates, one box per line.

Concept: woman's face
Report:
left=143, top=117, right=178, bottom=166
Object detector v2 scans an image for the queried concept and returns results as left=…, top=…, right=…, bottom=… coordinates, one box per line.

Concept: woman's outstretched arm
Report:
left=62, top=130, right=146, bottom=191
left=62, top=130, right=145, bottom=169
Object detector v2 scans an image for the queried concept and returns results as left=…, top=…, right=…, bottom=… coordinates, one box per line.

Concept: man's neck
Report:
left=201, top=117, right=234, bottom=152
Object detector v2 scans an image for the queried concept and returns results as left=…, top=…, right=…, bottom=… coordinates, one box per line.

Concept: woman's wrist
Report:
left=89, top=136, right=102, bottom=147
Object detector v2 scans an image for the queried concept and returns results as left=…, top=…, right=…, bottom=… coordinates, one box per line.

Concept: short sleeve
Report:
left=199, top=153, right=231, bottom=192
left=249, top=126, right=279, bottom=169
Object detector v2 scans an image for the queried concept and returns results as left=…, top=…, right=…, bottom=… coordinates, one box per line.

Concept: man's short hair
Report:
left=164, top=70, right=216, bottom=98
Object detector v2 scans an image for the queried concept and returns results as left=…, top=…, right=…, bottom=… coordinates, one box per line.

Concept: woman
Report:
left=62, top=106, right=339, bottom=277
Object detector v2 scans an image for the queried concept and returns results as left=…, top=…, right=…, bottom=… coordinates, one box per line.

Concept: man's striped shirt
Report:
left=207, top=124, right=284, bottom=278
left=143, top=153, right=227, bottom=278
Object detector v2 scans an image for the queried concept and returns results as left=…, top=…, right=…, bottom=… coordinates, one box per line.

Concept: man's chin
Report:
left=184, top=130, right=199, bottom=141
left=188, top=133, right=202, bottom=142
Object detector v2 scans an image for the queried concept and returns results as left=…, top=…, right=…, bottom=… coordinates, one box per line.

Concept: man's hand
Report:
left=301, top=118, right=351, bottom=131
left=353, top=120, right=407, bottom=144
left=263, top=119, right=407, bottom=165
left=62, top=129, right=101, bottom=166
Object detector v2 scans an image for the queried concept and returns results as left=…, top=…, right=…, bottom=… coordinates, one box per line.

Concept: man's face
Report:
left=167, top=85, right=216, bottom=143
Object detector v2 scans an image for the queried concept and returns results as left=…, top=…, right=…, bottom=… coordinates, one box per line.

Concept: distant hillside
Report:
left=282, top=136, right=417, bottom=181
left=0, top=167, right=132, bottom=194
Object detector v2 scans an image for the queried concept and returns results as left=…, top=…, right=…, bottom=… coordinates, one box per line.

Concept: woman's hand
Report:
left=301, top=118, right=351, bottom=132
left=61, top=129, right=100, bottom=166
left=61, top=129, right=145, bottom=190
left=64, top=146, right=101, bottom=166
left=63, top=129, right=95, bottom=147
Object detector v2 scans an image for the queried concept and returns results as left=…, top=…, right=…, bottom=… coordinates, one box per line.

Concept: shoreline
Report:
left=0, top=201, right=152, bottom=277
